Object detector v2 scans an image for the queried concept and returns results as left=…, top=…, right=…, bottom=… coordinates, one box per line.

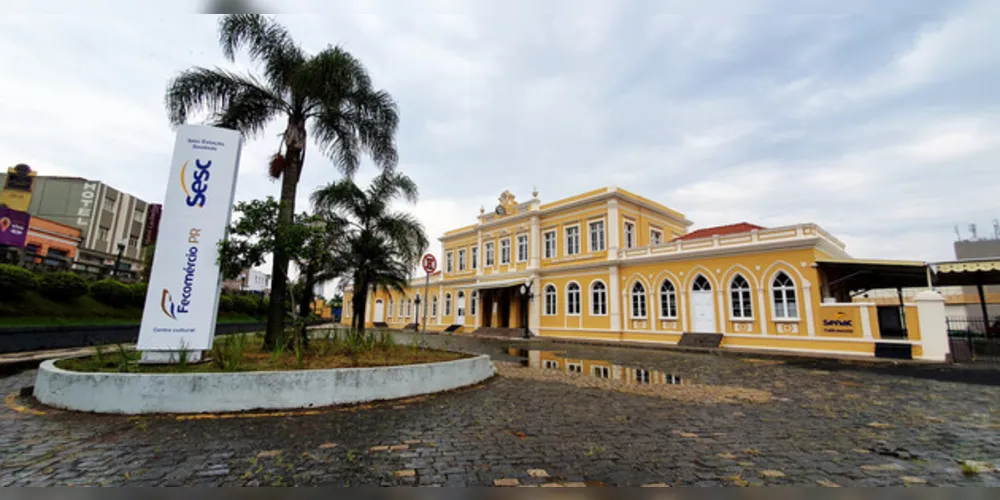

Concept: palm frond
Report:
left=166, top=67, right=284, bottom=135
left=218, top=14, right=305, bottom=94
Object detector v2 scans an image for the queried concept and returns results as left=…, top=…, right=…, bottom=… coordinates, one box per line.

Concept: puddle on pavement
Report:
left=503, top=347, right=684, bottom=385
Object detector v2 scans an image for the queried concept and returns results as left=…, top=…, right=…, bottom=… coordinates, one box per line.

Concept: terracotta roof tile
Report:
left=673, top=222, right=764, bottom=241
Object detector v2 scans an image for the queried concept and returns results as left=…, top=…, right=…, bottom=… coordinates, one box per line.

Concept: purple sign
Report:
left=0, top=206, right=30, bottom=247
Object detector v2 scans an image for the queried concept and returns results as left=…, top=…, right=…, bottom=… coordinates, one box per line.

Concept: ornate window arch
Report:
left=631, top=281, right=647, bottom=318
left=659, top=279, right=677, bottom=318
left=772, top=271, right=799, bottom=319
left=590, top=281, right=607, bottom=315
left=566, top=282, right=581, bottom=315
left=730, top=274, right=752, bottom=319
left=544, top=284, right=557, bottom=315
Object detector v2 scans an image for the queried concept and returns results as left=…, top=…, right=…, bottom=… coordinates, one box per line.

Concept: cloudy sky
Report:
left=2, top=0, right=998, bottom=288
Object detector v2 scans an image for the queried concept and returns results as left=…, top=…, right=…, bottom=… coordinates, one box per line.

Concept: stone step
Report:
left=677, top=333, right=724, bottom=348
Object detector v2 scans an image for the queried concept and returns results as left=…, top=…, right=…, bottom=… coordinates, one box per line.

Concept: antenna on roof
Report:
left=969, top=223, right=978, bottom=240
left=993, top=219, right=1000, bottom=240
left=954, top=225, right=962, bottom=242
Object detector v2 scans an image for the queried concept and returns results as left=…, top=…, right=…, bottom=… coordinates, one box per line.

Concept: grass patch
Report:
left=56, top=330, right=466, bottom=374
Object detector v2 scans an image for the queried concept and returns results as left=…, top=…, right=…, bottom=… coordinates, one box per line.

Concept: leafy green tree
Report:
left=312, top=171, right=428, bottom=339
left=166, top=14, right=399, bottom=349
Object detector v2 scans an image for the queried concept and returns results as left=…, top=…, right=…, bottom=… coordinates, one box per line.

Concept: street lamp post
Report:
left=113, top=240, right=126, bottom=278
left=414, top=295, right=422, bottom=331
left=520, top=281, right=534, bottom=339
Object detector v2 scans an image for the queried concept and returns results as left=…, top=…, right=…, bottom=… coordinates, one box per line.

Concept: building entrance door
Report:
left=690, top=275, right=716, bottom=333
left=373, top=300, right=385, bottom=323
left=456, top=291, right=466, bottom=325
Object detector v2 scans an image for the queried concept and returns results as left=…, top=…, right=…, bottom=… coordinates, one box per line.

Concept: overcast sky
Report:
left=2, top=0, right=998, bottom=289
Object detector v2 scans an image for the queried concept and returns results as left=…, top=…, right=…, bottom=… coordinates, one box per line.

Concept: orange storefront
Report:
left=26, top=216, right=82, bottom=261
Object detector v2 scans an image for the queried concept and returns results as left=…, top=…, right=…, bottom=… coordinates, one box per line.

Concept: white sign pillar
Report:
left=138, top=125, right=243, bottom=362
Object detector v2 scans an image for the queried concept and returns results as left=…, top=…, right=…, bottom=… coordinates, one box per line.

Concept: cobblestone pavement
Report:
left=1, top=335, right=998, bottom=487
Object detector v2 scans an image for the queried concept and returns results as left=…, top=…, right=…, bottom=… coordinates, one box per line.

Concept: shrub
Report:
left=130, top=283, right=148, bottom=307
left=90, top=279, right=134, bottom=308
left=219, top=295, right=235, bottom=313
left=235, top=294, right=260, bottom=315
left=38, top=272, right=89, bottom=302
left=0, top=264, right=37, bottom=300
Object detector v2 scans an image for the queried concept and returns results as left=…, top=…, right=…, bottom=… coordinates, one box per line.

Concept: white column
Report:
left=476, top=230, right=483, bottom=276
left=804, top=283, right=816, bottom=336
left=915, top=291, right=948, bottom=362
left=716, top=289, right=726, bottom=334
left=530, top=274, right=541, bottom=334
left=679, top=290, right=688, bottom=332
left=529, top=216, right=540, bottom=269
left=606, top=199, right=620, bottom=260
left=609, top=265, right=621, bottom=331
left=757, top=287, right=767, bottom=335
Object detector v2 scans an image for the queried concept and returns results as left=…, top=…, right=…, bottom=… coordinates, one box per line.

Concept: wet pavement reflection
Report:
left=504, top=347, right=684, bottom=385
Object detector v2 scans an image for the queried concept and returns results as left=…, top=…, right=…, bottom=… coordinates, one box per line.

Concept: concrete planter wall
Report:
left=34, top=355, right=494, bottom=415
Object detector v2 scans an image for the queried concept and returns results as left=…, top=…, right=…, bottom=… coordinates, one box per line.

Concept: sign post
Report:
left=137, top=125, right=243, bottom=363
left=0, top=207, right=29, bottom=247
left=420, top=253, right=437, bottom=334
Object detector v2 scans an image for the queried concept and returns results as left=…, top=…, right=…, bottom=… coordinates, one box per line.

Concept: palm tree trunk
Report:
left=264, top=150, right=302, bottom=350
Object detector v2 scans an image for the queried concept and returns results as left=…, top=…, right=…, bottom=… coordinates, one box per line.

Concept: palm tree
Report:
left=165, top=14, right=399, bottom=349
left=312, top=171, right=428, bottom=339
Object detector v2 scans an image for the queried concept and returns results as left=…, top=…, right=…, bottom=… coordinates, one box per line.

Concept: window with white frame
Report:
left=588, top=220, right=605, bottom=252
left=132, top=209, right=143, bottom=222
left=566, top=282, right=581, bottom=315
left=398, top=299, right=404, bottom=317
left=565, top=226, right=580, bottom=255
left=544, top=284, right=557, bottom=315
left=128, top=236, right=139, bottom=248
left=567, top=362, right=582, bottom=374
left=543, top=230, right=556, bottom=259
left=458, top=249, right=466, bottom=271
left=98, top=227, right=110, bottom=240
left=635, top=369, right=650, bottom=384
left=592, top=366, right=610, bottom=378
left=772, top=272, right=799, bottom=319
left=406, top=299, right=412, bottom=317
left=659, top=280, right=677, bottom=318
left=631, top=282, right=647, bottom=318
left=543, top=360, right=559, bottom=369
left=517, top=234, right=528, bottom=262
left=650, top=228, right=663, bottom=245
left=590, top=281, right=607, bottom=315
left=500, top=239, right=511, bottom=264
left=431, top=296, right=438, bottom=316
left=624, top=221, right=636, bottom=249
left=485, top=242, right=495, bottom=267
left=471, top=291, right=478, bottom=315
left=471, top=246, right=478, bottom=270
left=446, top=252, right=454, bottom=273
left=388, top=299, right=394, bottom=318
left=103, top=196, right=115, bottom=212
left=445, top=293, right=452, bottom=315
left=730, top=275, right=753, bottom=319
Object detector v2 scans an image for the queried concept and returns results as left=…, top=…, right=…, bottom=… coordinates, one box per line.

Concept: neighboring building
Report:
left=343, top=187, right=948, bottom=361
left=0, top=174, right=153, bottom=272
left=25, top=216, right=83, bottom=264
left=222, top=267, right=271, bottom=293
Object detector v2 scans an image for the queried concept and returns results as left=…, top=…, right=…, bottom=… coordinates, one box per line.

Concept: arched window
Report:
left=406, top=299, right=412, bottom=317
left=398, top=299, right=404, bottom=317
left=544, top=284, right=557, bottom=315
left=388, top=299, right=394, bottom=318
left=567, top=282, right=581, bottom=315
left=590, top=281, right=607, bottom=315
left=444, top=293, right=452, bottom=315
left=432, top=296, right=438, bottom=317
left=730, top=275, right=752, bottom=319
left=693, top=275, right=712, bottom=291
left=772, top=272, right=798, bottom=319
left=631, top=282, right=647, bottom=318
left=471, top=291, right=478, bottom=315
left=659, top=280, right=677, bottom=318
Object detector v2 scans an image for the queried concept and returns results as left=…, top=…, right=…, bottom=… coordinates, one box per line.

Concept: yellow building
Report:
left=342, top=187, right=951, bottom=362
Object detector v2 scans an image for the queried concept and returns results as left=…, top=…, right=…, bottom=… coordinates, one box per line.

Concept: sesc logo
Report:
left=180, top=159, right=212, bottom=208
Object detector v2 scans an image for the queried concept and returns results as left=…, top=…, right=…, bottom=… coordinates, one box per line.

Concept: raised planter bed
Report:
left=33, top=354, right=495, bottom=414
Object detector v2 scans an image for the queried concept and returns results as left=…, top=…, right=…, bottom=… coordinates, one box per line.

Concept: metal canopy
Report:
left=815, top=259, right=930, bottom=295
left=931, top=259, right=1000, bottom=287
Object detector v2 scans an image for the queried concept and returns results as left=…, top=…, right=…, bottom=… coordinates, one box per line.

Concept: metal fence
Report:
left=947, top=316, right=1000, bottom=364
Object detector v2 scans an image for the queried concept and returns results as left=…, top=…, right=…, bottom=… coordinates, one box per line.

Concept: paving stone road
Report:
left=1, top=334, right=998, bottom=487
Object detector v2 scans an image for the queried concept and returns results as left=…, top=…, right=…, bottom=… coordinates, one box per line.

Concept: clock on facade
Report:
left=494, top=205, right=505, bottom=216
